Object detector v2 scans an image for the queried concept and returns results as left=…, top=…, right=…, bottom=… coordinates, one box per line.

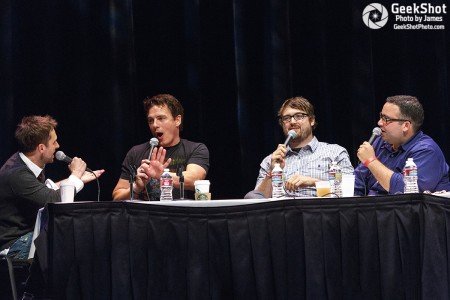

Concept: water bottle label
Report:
left=403, top=169, right=417, bottom=176
left=272, top=174, right=282, bottom=181
left=161, top=179, right=172, bottom=186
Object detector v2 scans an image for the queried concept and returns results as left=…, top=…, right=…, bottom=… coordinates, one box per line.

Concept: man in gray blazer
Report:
left=0, top=115, right=104, bottom=259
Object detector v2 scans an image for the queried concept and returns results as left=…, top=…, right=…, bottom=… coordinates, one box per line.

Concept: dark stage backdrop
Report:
left=1, top=1, right=449, bottom=200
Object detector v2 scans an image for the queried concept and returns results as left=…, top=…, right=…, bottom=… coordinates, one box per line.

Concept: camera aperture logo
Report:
left=363, top=2, right=447, bottom=30
left=363, top=3, right=389, bottom=29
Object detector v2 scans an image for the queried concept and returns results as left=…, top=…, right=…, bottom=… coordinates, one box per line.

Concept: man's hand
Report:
left=357, top=141, right=376, bottom=163
left=142, top=147, right=172, bottom=180
left=69, top=157, right=87, bottom=178
left=270, top=144, right=287, bottom=170
left=285, top=174, right=318, bottom=191
left=133, top=160, right=150, bottom=192
left=80, top=169, right=105, bottom=183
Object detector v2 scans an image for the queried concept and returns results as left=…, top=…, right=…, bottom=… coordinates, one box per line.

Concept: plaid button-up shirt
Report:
left=255, top=136, right=354, bottom=197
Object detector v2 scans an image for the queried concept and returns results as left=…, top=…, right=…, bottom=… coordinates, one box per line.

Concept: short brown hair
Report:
left=143, top=94, right=184, bottom=131
left=15, top=115, right=58, bottom=153
left=386, top=95, right=424, bottom=132
left=278, top=96, right=317, bottom=129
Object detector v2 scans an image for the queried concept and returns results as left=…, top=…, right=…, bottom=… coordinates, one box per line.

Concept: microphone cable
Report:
left=129, top=164, right=137, bottom=200
left=144, top=181, right=151, bottom=201
left=282, top=186, right=340, bottom=199
left=88, top=169, right=100, bottom=202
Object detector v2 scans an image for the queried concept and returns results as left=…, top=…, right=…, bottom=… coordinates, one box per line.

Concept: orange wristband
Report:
left=363, top=156, right=377, bottom=167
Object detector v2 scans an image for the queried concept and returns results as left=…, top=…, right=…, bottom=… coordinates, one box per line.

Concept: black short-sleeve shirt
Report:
left=120, top=139, right=209, bottom=200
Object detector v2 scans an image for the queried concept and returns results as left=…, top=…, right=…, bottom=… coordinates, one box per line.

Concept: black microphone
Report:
left=55, top=151, right=92, bottom=172
left=283, top=130, right=298, bottom=146
left=148, top=138, right=159, bottom=160
left=357, top=127, right=382, bottom=166
left=55, top=151, right=73, bottom=163
left=368, top=127, right=382, bottom=145
left=55, top=151, right=99, bottom=201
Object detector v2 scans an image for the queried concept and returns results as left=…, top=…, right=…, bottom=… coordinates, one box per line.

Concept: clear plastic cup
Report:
left=60, top=183, right=76, bottom=203
left=341, top=174, right=356, bottom=197
left=315, top=181, right=331, bottom=197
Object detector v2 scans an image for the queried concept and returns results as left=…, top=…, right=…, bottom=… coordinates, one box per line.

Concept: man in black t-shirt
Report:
left=112, top=94, right=209, bottom=201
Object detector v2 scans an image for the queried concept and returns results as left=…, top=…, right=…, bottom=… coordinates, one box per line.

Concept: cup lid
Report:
left=194, top=180, right=210, bottom=185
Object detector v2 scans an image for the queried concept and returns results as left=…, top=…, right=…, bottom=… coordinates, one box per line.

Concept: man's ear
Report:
left=175, top=115, right=182, bottom=127
left=403, top=121, right=412, bottom=133
left=37, top=143, right=45, bottom=153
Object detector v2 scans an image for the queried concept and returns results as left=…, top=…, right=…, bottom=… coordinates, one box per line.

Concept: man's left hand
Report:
left=285, top=174, right=317, bottom=191
left=142, top=147, right=172, bottom=179
left=80, top=169, right=105, bottom=183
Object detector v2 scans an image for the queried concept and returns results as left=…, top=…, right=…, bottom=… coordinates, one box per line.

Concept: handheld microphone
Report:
left=56, top=151, right=92, bottom=172
left=148, top=138, right=159, bottom=160
left=368, top=127, right=382, bottom=145
left=55, top=151, right=99, bottom=201
left=55, top=150, right=72, bottom=163
left=283, top=130, right=298, bottom=146
left=357, top=127, right=382, bottom=166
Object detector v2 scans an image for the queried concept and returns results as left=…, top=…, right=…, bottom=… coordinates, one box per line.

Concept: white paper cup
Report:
left=194, top=180, right=210, bottom=193
left=315, top=181, right=331, bottom=197
left=60, top=183, right=76, bottom=203
left=341, top=174, right=356, bottom=197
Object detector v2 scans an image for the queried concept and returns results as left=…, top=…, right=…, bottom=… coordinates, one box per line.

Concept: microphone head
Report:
left=372, top=127, right=382, bottom=136
left=149, top=138, right=159, bottom=146
left=287, top=130, right=298, bottom=139
left=55, top=151, right=66, bottom=161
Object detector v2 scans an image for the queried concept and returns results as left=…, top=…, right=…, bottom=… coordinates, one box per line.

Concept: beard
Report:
left=285, top=125, right=312, bottom=144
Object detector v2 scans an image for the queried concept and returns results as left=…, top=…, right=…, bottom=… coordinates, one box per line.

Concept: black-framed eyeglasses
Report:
left=279, top=113, right=309, bottom=123
left=379, top=113, right=410, bottom=124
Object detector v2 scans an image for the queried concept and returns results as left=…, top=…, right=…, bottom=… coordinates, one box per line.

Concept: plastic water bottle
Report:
left=403, top=158, right=419, bottom=193
left=328, top=161, right=342, bottom=197
left=160, top=169, right=173, bottom=201
left=271, top=163, right=284, bottom=198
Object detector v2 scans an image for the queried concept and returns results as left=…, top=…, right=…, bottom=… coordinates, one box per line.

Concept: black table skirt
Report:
left=37, top=194, right=450, bottom=299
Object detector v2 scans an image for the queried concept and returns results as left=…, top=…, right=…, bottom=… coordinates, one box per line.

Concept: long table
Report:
left=36, top=194, right=450, bottom=299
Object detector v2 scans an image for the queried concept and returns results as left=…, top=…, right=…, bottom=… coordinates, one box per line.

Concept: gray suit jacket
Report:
left=0, top=152, right=60, bottom=250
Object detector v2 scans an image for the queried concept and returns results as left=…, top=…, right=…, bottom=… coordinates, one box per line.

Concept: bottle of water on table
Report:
left=271, top=163, right=284, bottom=198
left=403, top=158, right=419, bottom=193
left=160, top=168, right=173, bottom=201
left=328, top=161, right=342, bottom=197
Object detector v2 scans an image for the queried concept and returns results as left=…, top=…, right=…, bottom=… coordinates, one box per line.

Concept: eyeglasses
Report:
left=379, top=113, right=410, bottom=124
left=279, top=113, right=309, bottom=123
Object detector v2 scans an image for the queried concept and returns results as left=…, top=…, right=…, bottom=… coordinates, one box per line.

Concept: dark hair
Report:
left=386, top=95, right=424, bottom=132
left=15, top=115, right=58, bottom=153
left=278, top=96, right=317, bottom=129
left=143, top=94, right=184, bottom=131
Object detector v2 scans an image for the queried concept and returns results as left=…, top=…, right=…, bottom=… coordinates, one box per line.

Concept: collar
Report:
left=381, top=131, right=423, bottom=153
left=288, top=136, right=319, bottom=153
left=400, top=131, right=423, bottom=152
left=19, top=152, right=44, bottom=178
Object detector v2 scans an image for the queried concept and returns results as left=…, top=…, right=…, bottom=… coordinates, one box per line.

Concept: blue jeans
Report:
left=7, top=232, right=33, bottom=260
